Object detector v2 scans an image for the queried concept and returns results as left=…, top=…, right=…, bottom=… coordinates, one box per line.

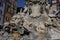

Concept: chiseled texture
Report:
left=5, top=0, right=60, bottom=40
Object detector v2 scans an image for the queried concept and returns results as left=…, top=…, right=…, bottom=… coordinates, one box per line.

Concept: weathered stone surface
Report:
left=0, top=30, right=13, bottom=40
left=30, top=4, right=41, bottom=17
left=3, top=0, right=60, bottom=40
left=48, top=14, right=56, bottom=18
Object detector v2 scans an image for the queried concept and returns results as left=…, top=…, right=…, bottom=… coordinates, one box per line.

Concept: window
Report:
left=0, top=0, right=3, bottom=7
left=7, top=5, right=10, bottom=12
left=0, top=2, right=1, bottom=6
left=0, top=2, right=3, bottom=7
left=0, top=17, right=1, bottom=21
left=8, top=8, right=11, bottom=12
left=0, top=10, right=2, bottom=15
left=13, top=3, right=16, bottom=7
left=14, top=10, right=16, bottom=13
left=15, top=0, right=17, bottom=1
left=6, top=16, right=10, bottom=21
left=10, top=8, right=13, bottom=13
left=6, top=0, right=11, bottom=4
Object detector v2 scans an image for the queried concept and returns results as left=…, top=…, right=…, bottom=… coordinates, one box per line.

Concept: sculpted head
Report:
left=28, top=1, right=42, bottom=17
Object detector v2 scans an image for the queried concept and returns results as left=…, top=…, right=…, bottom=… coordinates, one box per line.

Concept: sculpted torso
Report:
left=10, top=1, right=52, bottom=40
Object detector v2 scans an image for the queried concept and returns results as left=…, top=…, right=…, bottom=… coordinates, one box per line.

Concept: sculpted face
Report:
left=29, top=1, right=42, bottom=17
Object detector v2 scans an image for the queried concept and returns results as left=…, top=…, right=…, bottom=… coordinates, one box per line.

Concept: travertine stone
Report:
left=7, top=0, right=60, bottom=40
left=30, top=4, right=41, bottom=17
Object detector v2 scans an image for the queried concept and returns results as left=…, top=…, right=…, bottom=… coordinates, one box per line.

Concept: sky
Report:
left=48, top=0, right=52, bottom=4
left=17, top=0, right=26, bottom=8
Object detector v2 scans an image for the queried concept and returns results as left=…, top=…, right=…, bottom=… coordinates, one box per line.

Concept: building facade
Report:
left=56, top=0, right=60, bottom=11
left=4, top=0, right=17, bottom=23
left=0, top=0, right=5, bottom=25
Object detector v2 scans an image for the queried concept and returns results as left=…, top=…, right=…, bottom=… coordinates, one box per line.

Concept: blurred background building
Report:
left=4, top=0, right=17, bottom=23
left=0, top=0, right=17, bottom=25
left=0, top=0, right=5, bottom=25
left=48, top=0, right=60, bottom=11
left=0, top=0, right=26, bottom=25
